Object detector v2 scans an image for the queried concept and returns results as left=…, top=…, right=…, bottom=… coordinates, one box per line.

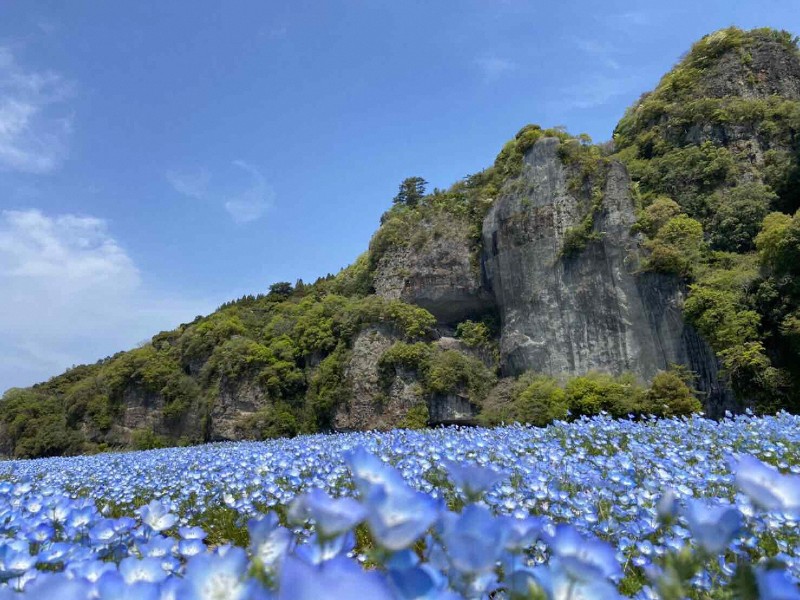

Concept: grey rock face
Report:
left=482, top=138, right=729, bottom=413
left=373, top=212, right=494, bottom=324
left=334, top=326, right=426, bottom=430
left=701, top=36, right=800, bottom=100
left=428, top=393, right=479, bottom=424
left=120, top=385, right=203, bottom=441
left=209, top=381, right=268, bottom=441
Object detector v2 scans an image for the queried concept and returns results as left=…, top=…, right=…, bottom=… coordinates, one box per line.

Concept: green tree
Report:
left=644, top=214, right=705, bottom=277
left=268, top=282, right=294, bottom=300
left=709, top=183, right=775, bottom=252
left=636, top=196, right=682, bottom=237
left=393, top=177, right=428, bottom=207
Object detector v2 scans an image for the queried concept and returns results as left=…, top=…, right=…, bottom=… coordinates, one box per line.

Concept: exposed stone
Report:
left=209, top=381, right=269, bottom=441
left=333, top=326, right=425, bottom=430
left=482, top=138, right=731, bottom=414
left=119, top=385, right=203, bottom=441
left=700, top=35, right=800, bottom=100
left=428, top=393, right=479, bottom=424
left=373, top=212, right=494, bottom=324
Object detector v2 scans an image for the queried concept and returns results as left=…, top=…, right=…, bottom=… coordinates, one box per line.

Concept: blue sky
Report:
left=1, top=1, right=799, bottom=392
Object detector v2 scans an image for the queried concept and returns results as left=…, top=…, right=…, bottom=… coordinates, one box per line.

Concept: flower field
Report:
left=1, top=412, right=799, bottom=599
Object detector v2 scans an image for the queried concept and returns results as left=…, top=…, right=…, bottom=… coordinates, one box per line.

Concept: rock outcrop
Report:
left=482, top=138, right=729, bottom=413
left=373, top=212, right=494, bottom=324
left=333, top=326, right=426, bottom=430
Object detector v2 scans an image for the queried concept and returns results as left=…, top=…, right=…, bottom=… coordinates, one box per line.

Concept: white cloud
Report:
left=0, top=47, right=74, bottom=173
left=0, top=209, right=212, bottom=394
left=165, top=168, right=210, bottom=199
left=474, top=56, right=518, bottom=82
left=556, top=72, right=642, bottom=110
left=574, top=39, right=621, bottom=70
left=167, top=160, right=274, bottom=224
left=612, top=11, right=650, bottom=27
left=224, top=160, right=274, bottom=224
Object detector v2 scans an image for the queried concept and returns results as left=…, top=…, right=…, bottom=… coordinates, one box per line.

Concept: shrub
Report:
left=378, top=342, right=434, bottom=389
left=236, top=403, right=300, bottom=440
left=454, top=320, right=492, bottom=348
left=426, top=350, right=495, bottom=401
left=399, top=403, right=429, bottom=429
left=0, top=389, right=84, bottom=458
left=178, top=314, right=247, bottom=366
left=513, top=374, right=569, bottom=426
left=635, top=197, right=682, bottom=237
left=131, top=429, right=169, bottom=451
left=307, top=345, right=351, bottom=430
left=644, top=370, right=702, bottom=417
left=565, top=372, right=644, bottom=418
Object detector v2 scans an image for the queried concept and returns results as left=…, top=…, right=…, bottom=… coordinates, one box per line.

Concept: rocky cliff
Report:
left=481, top=138, right=729, bottom=412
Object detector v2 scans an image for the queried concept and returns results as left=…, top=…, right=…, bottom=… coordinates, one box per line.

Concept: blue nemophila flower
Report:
left=36, top=541, right=73, bottom=565
left=733, top=455, right=800, bottom=516
left=118, top=556, right=168, bottom=584
left=345, top=447, right=407, bottom=494
left=179, top=526, right=207, bottom=540
left=441, top=504, right=508, bottom=573
left=88, top=518, right=119, bottom=544
left=96, top=571, right=161, bottom=600
left=178, top=547, right=252, bottom=600
left=442, top=459, right=506, bottom=500
left=547, top=524, right=622, bottom=583
left=295, top=531, right=355, bottom=565
left=755, top=567, right=800, bottom=600
left=26, top=523, right=54, bottom=543
left=65, top=559, right=117, bottom=582
left=656, top=489, right=679, bottom=521
left=363, top=482, right=440, bottom=551
left=22, top=573, right=95, bottom=600
left=526, top=560, right=624, bottom=600
left=137, top=500, right=177, bottom=532
left=248, top=514, right=292, bottom=570
left=179, top=538, right=206, bottom=558
left=0, top=546, right=36, bottom=578
left=289, top=488, right=366, bottom=538
left=682, top=499, right=742, bottom=554
left=387, top=564, right=460, bottom=600
left=0, top=413, right=798, bottom=597
left=278, top=555, right=393, bottom=600
left=501, top=515, right=542, bottom=552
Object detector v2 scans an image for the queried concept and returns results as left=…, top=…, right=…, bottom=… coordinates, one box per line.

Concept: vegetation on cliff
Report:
left=614, top=27, right=800, bottom=413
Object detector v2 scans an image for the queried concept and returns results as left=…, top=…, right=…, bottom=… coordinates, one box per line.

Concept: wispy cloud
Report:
left=574, top=39, right=621, bottom=70
left=474, top=56, right=518, bottom=82
left=167, top=160, right=274, bottom=224
left=559, top=73, right=640, bottom=109
left=0, top=47, right=74, bottom=173
left=613, top=11, right=651, bottom=27
left=225, top=160, right=274, bottom=223
left=0, top=209, right=211, bottom=393
left=165, top=168, right=210, bottom=200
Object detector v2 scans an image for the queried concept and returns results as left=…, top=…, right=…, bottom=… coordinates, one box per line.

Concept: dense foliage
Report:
left=480, top=370, right=700, bottom=427
left=0, top=286, right=440, bottom=458
left=0, top=414, right=798, bottom=597
left=614, top=27, right=800, bottom=412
